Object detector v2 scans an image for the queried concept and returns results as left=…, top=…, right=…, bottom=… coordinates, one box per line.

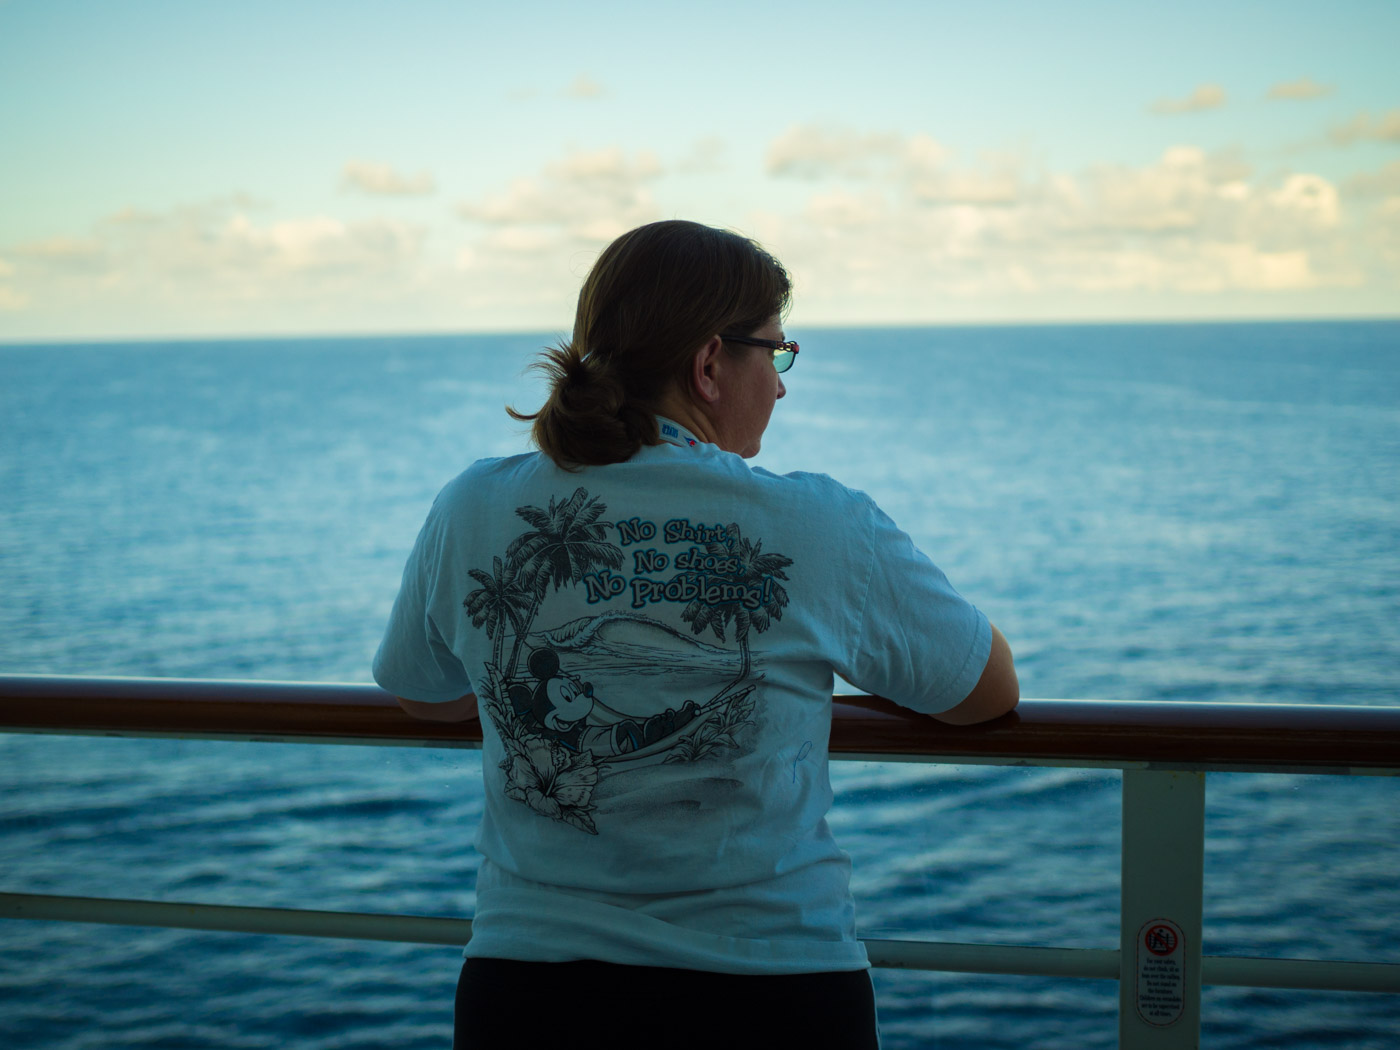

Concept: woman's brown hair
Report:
left=509, top=220, right=791, bottom=468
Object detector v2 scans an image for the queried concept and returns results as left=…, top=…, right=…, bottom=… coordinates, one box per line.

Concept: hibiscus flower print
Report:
left=503, top=738, right=601, bottom=835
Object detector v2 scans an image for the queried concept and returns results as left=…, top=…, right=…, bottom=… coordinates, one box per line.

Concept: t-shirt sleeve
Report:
left=372, top=500, right=476, bottom=703
left=843, top=497, right=991, bottom=715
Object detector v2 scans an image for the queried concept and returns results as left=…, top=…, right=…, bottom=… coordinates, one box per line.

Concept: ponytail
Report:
left=507, top=343, right=659, bottom=469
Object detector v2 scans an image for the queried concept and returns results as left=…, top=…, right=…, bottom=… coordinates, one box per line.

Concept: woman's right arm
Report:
left=930, top=623, right=1019, bottom=725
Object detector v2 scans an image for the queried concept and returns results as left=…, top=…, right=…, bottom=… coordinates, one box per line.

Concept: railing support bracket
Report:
left=1120, top=769, right=1206, bottom=1049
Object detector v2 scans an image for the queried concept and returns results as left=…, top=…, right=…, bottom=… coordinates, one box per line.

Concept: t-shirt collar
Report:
left=655, top=416, right=704, bottom=450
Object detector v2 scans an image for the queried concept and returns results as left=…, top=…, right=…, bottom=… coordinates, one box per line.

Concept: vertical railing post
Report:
left=1119, top=770, right=1206, bottom=1049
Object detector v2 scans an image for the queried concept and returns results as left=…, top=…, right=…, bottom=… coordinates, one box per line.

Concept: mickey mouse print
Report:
left=462, top=487, right=792, bottom=834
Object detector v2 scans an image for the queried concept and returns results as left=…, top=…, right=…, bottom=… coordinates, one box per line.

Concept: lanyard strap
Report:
left=656, top=416, right=701, bottom=449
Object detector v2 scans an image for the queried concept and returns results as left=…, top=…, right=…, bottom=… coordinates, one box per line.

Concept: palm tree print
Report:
left=463, top=556, right=532, bottom=670
left=681, top=525, right=792, bottom=684
left=502, top=488, right=623, bottom=676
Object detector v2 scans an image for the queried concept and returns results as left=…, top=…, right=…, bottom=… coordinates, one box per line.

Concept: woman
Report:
left=373, top=220, right=1018, bottom=1049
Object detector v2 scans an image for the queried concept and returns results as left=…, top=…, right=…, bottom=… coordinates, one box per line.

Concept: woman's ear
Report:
left=689, top=334, right=725, bottom=404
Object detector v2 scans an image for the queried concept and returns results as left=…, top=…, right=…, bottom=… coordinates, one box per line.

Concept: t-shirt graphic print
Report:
left=464, top=486, right=792, bottom=835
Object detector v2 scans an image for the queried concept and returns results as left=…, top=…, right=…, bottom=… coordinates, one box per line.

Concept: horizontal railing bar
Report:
left=5, top=893, right=1396, bottom=992
left=5, top=728, right=485, bottom=752
left=862, top=937, right=1118, bottom=979
left=1200, top=956, right=1400, bottom=993
left=8, top=725, right=1390, bottom=777
left=0, top=892, right=471, bottom=946
left=3, top=675, right=1399, bottom=773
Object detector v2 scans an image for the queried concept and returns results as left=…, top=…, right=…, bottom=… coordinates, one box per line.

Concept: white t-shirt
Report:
left=373, top=419, right=991, bottom=974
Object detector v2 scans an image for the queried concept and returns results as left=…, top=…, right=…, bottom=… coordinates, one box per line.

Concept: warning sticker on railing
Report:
left=1136, top=918, right=1185, bottom=1026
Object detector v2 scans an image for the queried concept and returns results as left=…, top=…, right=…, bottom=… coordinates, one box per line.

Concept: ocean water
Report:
left=1, top=321, right=1398, bottom=1048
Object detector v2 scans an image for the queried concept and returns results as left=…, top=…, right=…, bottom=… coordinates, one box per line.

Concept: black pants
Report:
left=454, top=957, right=880, bottom=1049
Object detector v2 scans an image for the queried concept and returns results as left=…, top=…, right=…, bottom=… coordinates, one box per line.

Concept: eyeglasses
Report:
left=721, top=335, right=800, bottom=373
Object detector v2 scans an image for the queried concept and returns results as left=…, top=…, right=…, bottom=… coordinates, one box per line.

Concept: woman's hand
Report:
left=397, top=694, right=480, bottom=722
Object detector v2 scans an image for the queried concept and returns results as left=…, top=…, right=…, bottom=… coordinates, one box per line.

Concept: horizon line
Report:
left=4, top=313, right=1399, bottom=348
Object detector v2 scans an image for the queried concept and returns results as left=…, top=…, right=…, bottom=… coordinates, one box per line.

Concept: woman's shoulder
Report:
left=749, top=464, right=880, bottom=513
left=431, top=452, right=546, bottom=509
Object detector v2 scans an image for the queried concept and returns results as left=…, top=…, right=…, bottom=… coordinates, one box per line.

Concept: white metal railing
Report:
left=2, top=675, right=1398, bottom=1050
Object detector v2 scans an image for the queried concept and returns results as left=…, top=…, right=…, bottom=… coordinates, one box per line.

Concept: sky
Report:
left=1, top=0, right=1398, bottom=341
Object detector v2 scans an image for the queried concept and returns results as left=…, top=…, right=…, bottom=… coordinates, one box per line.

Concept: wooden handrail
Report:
left=2, top=674, right=1398, bottom=773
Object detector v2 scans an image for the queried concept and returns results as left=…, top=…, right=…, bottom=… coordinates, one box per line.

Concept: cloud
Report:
left=676, top=136, right=727, bottom=174
left=458, top=146, right=662, bottom=237
left=765, top=125, right=1029, bottom=206
left=440, top=132, right=1383, bottom=321
left=910, top=163, right=1022, bottom=206
left=768, top=124, right=1031, bottom=209
left=1268, top=77, right=1332, bottom=101
left=565, top=74, right=605, bottom=99
left=1329, top=110, right=1400, bottom=146
left=214, top=213, right=424, bottom=274
left=13, top=236, right=106, bottom=269
left=750, top=130, right=1375, bottom=313
left=1344, top=160, right=1400, bottom=198
left=0, top=198, right=430, bottom=335
left=765, top=125, right=913, bottom=179
left=803, top=189, right=887, bottom=229
left=443, top=147, right=673, bottom=315
left=1150, top=84, right=1227, bottom=114
left=3, top=146, right=675, bottom=336
left=7, top=131, right=1396, bottom=339
left=84, top=201, right=425, bottom=281
left=342, top=160, right=436, bottom=196
left=0, top=258, right=26, bottom=311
